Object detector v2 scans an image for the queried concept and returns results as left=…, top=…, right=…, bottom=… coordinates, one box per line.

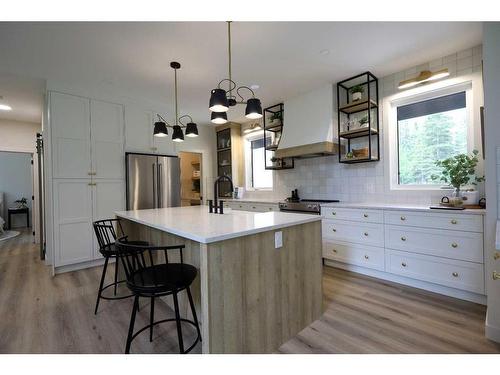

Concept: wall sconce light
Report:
left=398, top=68, right=450, bottom=90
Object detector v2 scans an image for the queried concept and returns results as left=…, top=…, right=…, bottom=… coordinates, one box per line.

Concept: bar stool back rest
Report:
left=93, top=218, right=124, bottom=253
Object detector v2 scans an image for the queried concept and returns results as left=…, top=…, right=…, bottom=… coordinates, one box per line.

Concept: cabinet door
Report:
left=91, top=100, right=125, bottom=179
left=50, top=92, right=91, bottom=178
left=124, top=105, right=155, bottom=153
left=53, top=179, right=93, bottom=266
left=92, top=180, right=125, bottom=258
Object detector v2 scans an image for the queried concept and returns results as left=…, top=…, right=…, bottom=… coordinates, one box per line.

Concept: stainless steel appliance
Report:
left=126, top=152, right=181, bottom=210
left=279, top=199, right=339, bottom=215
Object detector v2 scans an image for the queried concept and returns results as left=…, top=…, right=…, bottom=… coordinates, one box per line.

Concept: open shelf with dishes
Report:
left=263, top=103, right=294, bottom=170
left=337, top=71, right=380, bottom=164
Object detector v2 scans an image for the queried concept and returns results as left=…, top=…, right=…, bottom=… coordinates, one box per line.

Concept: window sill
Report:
left=390, top=184, right=454, bottom=192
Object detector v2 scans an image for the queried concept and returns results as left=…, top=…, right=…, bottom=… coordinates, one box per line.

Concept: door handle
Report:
left=158, top=163, right=163, bottom=208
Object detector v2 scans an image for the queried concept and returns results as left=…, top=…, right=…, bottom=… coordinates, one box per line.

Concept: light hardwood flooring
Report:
left=1, top=229, right=499, bottom=354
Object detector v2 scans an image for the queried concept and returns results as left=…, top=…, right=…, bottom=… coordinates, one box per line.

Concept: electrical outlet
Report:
left=275, top=231, right=283, bottom=249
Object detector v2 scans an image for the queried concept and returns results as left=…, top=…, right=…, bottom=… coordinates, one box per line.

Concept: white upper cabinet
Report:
left=91, top=99, right=125, bottom=179
left=50, top=92, right=91, bottom=178
left=124, top=105, right=155, bottom=153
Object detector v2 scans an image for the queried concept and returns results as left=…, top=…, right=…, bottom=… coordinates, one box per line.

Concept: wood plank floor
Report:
left=1, top=229, right=499, bottom=354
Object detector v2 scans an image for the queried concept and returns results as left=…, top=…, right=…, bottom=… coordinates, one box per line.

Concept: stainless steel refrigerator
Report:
left=126, top=153, right=181, bottom=210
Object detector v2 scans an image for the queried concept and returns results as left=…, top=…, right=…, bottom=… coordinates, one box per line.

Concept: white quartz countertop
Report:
left=320, top=202, right=485, bottom=215
left=115, top=206, right=320, bottom=244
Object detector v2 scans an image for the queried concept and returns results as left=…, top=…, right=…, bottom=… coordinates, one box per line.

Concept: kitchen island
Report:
left=115, top=206, right=323, bottom=354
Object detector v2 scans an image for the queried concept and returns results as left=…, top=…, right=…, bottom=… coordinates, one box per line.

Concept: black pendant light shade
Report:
left=172, top=125, right=184, bottom=142
left=245, top=98, right=263, bottom=119
left=185, top=122, right=199, bottom=137
left=209, top=88, right=229, bottom=112
left=153, top=121, right=168, bottom=137
left=211, top=111, right=228, bottom=125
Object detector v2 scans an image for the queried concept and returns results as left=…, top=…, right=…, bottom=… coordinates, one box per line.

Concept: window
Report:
left=397, top=91, right=468, bottom=185
left=244, top=132, right=273, bottom=190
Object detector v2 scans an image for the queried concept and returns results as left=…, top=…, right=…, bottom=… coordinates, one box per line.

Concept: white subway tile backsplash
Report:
left=444, top=53, right=457, bottom=63
left=457, top=48, right=473, bottom=59
left=457, top=56, right=473, bottom=70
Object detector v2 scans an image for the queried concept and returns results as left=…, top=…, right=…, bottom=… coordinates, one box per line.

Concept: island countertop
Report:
left=115, top=206, right=321, bottom=244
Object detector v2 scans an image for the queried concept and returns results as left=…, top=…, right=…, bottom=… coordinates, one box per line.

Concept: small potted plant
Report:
left=359, top=115, right=369, bottom=128
left=15, top=197, right=28, bottom=208
left=431, top=150, right=484, bottom=204
left=350, top=85, right=364, bottom=102
left=270, top=156, right=280, bottom=166
left=269, top=111, right=282, bottom=126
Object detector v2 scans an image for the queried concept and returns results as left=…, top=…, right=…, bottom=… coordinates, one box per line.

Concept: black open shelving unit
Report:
left=337, top=71, right=380, bottom=164
left=216, top=127, right=233, bottom=198
left=263, top=103, right=294, bottom=170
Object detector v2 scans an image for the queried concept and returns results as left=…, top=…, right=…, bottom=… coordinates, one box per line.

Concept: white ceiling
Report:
left=0, top=74, right=45, bottom=123
left=0, top=22, right=482, bottom=125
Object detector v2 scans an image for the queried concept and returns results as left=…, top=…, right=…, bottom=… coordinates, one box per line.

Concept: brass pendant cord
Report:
left=227, top=21, right=232, bottom=99
left=174, top=66, right=179, bottom=126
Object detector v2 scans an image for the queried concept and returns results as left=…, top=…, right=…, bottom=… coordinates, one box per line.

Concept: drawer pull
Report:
left=252, top=206, right=256, bottom=209
left=332, top=249, right=337, bottom=253
left=400, top=216, right=406, bottom=221
left=401, top=262, right=407, bottom=267
left=363, top=232, right=368, bottom=236
left=269, top=207, right=273, bottom=211
left=493, top=271, right=500, bottom=280
left=451, top=243, right=458, bottom=248
left=332, top=211, right=336, bottom=216
left=364, top=255, right=369, bottom=260
left=451, top=219, right=458, bottom=224
left=363, top=213, right=368, bottom=218
left=452, top=272, right=459, bottom=277
left=494, top=252, right=500, bottom=260
left=332, top=228, right=337, bottom=232
left=401, top=236, right=406, bottom=241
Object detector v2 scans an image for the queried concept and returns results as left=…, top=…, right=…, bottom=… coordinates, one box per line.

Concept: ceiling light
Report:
left=208, top=21, right=263, bottom=122
left=398, top=68, right=450, bottom=90
left=154, top=61, right=198, bottom=141
left=211, top=111, right=228, bottom=125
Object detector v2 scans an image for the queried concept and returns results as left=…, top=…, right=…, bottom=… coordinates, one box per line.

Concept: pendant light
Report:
left=154, top=61, right=199, bottom=141
left=209, top=21, right=263, bottom=123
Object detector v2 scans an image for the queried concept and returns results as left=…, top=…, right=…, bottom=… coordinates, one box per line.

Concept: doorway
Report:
left=178, top=151, right=203, bottom=206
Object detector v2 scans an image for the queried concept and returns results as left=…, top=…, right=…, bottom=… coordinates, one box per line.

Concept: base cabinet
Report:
left=322, top=207, right=485, bottom=301
left=225, top=201, right=279, bottom=212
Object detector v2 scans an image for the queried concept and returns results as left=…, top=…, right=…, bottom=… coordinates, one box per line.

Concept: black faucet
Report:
left=212, top=175, right=234, bottom=214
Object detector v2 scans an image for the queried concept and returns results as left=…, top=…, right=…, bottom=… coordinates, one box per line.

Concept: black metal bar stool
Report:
left=92, top=219, right=149, bottom=315
left=116, top=238, right=201, bottom=354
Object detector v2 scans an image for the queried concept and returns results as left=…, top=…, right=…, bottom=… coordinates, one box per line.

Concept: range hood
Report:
left=275, top=84, right=339, bottom=159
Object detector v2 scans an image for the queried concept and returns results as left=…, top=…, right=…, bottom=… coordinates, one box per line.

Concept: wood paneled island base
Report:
left=119, top=218, right=323, bottom=353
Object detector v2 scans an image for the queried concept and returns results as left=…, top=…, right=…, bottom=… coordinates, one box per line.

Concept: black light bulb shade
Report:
left=211, top=111, right=228, bottom=124
left=209, top=88, right=229, bottom=112
left=153, top=121, right=168, bottom=137
left=172, top=125, right=184, bottom=142
left=245, top=98, right=263, bottom=119
left=185, top=122, right=199, bottom=137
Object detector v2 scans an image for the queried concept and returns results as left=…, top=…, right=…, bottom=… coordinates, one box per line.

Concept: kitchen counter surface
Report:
left=116, top=206, right=320, bottom=244
left=321, top=202, right=486, bottom=215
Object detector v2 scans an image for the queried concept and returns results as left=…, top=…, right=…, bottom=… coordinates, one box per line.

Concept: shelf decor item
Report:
left=153, top=62, right=199, bottom=142
left=263, top=103, right=294, bottom=170
left=208, top=22, right=263, bottom=124
left=337, top=72, right=380, bottom=164
left=431, top=149, right=485, bottom=200
left=14, top=197, right=28, bottom=209
left=350, top=85, right=364, bottom=101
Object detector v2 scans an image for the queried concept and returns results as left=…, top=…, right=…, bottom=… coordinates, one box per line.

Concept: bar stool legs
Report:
left=94, top=257, right=109, bottom=315
left=149, top=297, right=155, bottom=342
left=172, top=291, right=184, bottom=354
left=125, top=295, right=140, bottom=354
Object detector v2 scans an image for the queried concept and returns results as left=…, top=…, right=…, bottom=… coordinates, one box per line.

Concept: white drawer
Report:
left=385, top=249, right=485, bottom=294
left=227, top=201, right=250, bottom=211
left=322, top=220, right=384, bottom=247
left=385, top=225, right=483, bottom=263
left=323, top=241, right=384, bottom=271
left=384, top=210, right=483, bottom=233
left=322, top=207, right=383, bottom=223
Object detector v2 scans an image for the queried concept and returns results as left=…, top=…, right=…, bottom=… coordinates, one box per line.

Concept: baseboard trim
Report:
left=485, top=309, right=500, bottom=343
left=324, top=260, right=487, bottom=305
left=55, top=257, right=113, bottom=274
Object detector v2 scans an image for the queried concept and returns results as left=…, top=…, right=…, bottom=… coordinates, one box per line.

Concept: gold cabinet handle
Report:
left=400, top=216, right=406, bottom=221
left=401, top=236, right=406, bottom=241
left=494, top=252, right=500, bottom=260
left=451, top=243, right=458, bottom=248
left=332, top=211, right=336, bottom=216
left=401, top=262, right=407, bottom=267
left=363, top=232, right=368, bottom=236
left=332, top=228, right=337, bottom=232
left=88, top=171, right=96, bottom=176
left=364, top=255, right=369, bottom=260
left=88, top=182, right=96, bottom=186
left=252, top=206, right=256, bottom=209
left=332, top=249, right=337, bottom=253
left=452, top=272, right=459, bottom=277
left=451, top=219, right=457, bottom=224
left=151, top=147, right=157, bottom=151
left=493, top=271, right=500, bottom=280
left=363, top=213, right=368, bottom=218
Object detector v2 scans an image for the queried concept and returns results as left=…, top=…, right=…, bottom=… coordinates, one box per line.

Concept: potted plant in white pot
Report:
left=350, top=85, right=364, bottom=102
left=431, top=150, right=484, bottom=205
left=269, top=111, right=282, bottom=127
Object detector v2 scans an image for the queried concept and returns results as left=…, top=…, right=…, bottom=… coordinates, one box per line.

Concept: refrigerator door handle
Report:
left=152, top=163, right=157, bottom=208
left=158, top=163, right=163, bottom=207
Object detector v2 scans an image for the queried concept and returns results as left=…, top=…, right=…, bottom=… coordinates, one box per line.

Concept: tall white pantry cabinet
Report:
left=49, top=91, right=125, bottom=268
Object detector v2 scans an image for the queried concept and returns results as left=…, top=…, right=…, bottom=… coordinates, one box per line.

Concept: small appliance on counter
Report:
left=279, top=189, right=339, bottom=215
left=233, top=186, right=245, bottom=199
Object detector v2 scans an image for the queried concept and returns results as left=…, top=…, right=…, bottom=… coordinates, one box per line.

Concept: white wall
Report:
left=483, top=23, right=500, bottom=343
left=242, top=45, right=484, bottom=204
left=0, top=151, right=33, bottom=228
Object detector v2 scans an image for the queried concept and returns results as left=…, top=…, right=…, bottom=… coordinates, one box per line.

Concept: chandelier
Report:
left=209, top=21, right=263, bottom=124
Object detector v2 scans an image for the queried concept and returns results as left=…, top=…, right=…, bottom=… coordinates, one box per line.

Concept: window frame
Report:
left=243, top=131, right=274, bottom=191
left=384, top=75, right=480, bottom=192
